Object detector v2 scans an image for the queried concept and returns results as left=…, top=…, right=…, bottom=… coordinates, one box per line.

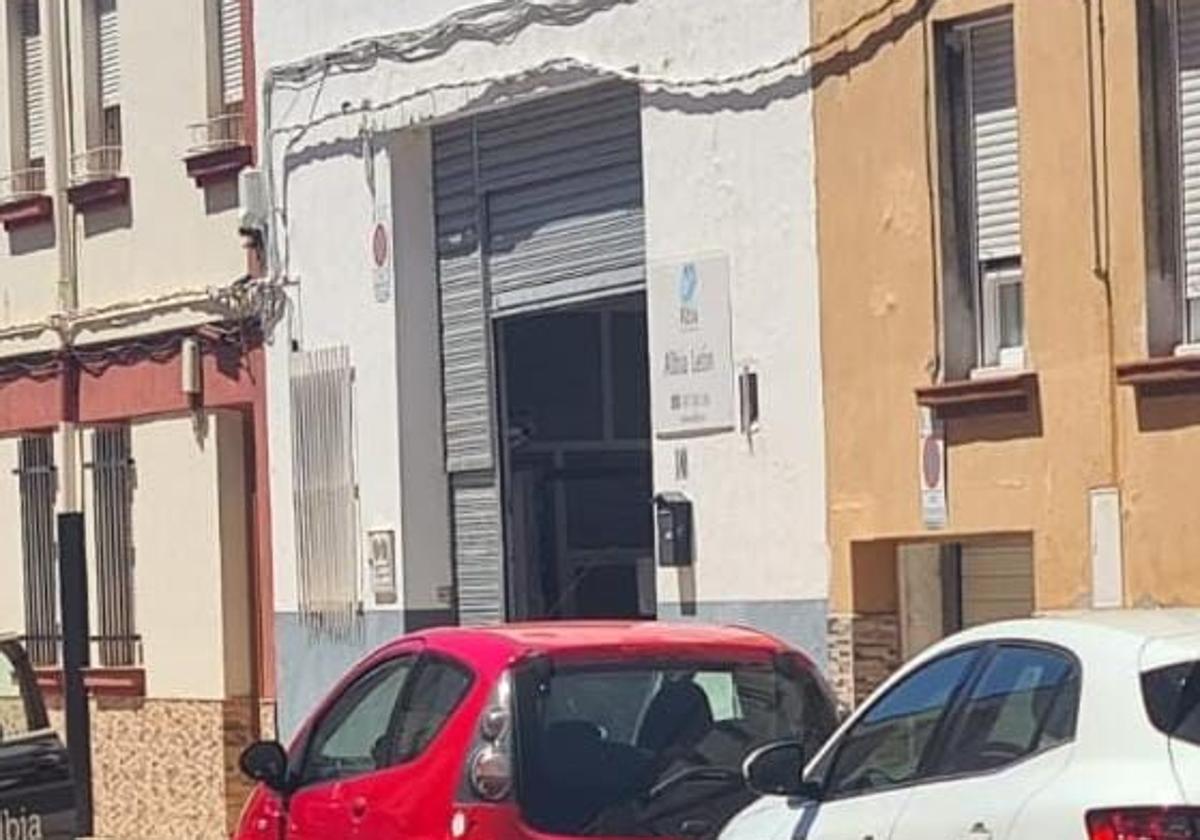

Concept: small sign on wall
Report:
left=649, top=255, right=736, bottom=437
left=367, top=529, right=397, bottom=605
left=919, top=407, right=947, bottom=529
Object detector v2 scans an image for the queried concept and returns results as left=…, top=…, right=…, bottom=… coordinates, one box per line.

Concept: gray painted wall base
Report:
left=275, top=611, right=407, bottom=739
left=657, top=598, right=828, bottom=667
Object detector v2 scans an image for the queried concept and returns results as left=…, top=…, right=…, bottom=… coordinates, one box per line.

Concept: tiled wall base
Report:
left=826, top=612, right=902, bottom=712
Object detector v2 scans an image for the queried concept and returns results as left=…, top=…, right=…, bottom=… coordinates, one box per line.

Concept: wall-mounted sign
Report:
left=367, top=528, right=397, bottom=605
left=649, top=255, right=735, bottom=437
left=371, top=211, right=392, bottom=304
left=919, top=407, right=947, bottom=529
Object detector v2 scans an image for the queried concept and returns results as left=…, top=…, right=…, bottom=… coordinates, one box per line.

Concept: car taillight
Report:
left=1088, top=808, right=1200, bottom=839
left=463, top=669, right=514, bottom=803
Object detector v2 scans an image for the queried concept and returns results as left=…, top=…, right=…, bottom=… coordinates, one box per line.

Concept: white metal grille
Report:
left=97, top=0, right=119, bottom=109
left=290, top=347, right=359, bottom=635
left=17, top=436, right=57, bottom=667
left=91, top=426, right=137, bottom=668
left=219, top=0, right=243, bottom=106
left=21, top=0, right=45, bottom=163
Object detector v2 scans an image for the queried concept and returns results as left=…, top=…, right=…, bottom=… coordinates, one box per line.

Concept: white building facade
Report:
left=256, top=0, right=830, bottom=738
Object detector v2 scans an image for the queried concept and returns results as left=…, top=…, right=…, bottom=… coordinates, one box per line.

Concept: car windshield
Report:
left=513, top=656, right=834, bottom=838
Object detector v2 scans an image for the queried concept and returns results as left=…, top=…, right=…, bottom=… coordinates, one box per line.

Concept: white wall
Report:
left=257, top=0, right=827, bottom=623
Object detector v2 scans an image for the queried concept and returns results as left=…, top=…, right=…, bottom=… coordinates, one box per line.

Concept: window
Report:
left=301, top=656, right=415, bottom=785
left=938, top=15, right=1025, bottom=377
left=197, top=0, right=244, bottom=150
left=513, top=658, right=836, bottom=836
left=823, top=648, right=980, bottom=797
left=0, top=641, right=47, bottom=742
left=1144, top=0, right=1200, bottom=347
left=96, top=0, right=119, bottom=144
left=290, top=347, right=359, bottom=633
left=217, top=0, right=242, bottom=110
left=91, top=426, right=136, bottom=667
left=74, top=0, right=120, bottom=181
left=17, top=435, right=57, bottom=668
left=1142, top=660, right=1200, bottom=747
left=13, top=0, right=45, bottom=179
left=938, top=646, right=1079, bottom=775
left=392, top=658, right=472, bottom=761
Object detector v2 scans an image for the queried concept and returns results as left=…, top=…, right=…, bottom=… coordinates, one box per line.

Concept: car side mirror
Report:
left=743, top=740, right=821, bottom=800
left=239, top=741, right=291, bottom=794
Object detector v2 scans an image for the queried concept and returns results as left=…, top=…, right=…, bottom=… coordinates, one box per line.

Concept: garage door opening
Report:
left=898, top=536, right=1035, bottom=658
left=497, top=294, right=654, bottom=621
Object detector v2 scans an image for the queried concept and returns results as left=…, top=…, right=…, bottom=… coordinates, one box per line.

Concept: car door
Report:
left=0, top=638, right=76, bottom=840
left=351, top=654, right=476, bottom=840
left=793, top=647, right=983, bottom=840
left=890, top=644, right=1080, bottom=840
left=286, top=652, right=418, bottom=838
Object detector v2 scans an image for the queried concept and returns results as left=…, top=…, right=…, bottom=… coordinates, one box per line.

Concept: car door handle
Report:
left=349, top=796, right=368, bottom=821
left=965, top=822, right=992, bottom=840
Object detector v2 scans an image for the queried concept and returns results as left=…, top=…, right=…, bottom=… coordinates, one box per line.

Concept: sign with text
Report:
left=919, top=407, right=947, bottom=529
left=650, top=255, right=735, bottom=437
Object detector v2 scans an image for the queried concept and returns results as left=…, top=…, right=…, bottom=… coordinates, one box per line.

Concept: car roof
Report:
left=948, top=608, right=1200, bottom=646
left=411, top=620, right=792, bottom=663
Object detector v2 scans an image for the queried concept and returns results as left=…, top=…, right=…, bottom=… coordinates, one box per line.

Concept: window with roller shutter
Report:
left=20, top=0, right=45, bottom=168
left=218, top=0, right=242, bottom=109
left=936, top=14, right=1025, bottom=378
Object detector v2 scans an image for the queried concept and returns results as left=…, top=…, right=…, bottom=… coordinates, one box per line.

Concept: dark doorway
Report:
left=497, top=294, right=654, bottom=620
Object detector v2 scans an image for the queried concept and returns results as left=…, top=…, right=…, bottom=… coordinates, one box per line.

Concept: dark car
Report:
left=0, top=633, right=76, bottom=840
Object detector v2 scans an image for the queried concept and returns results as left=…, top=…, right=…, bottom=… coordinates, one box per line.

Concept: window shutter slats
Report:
left=98, top=0, right=119, bottom=109
left=22, top=0, right=45, bottom=163
left=1178, top=0, right=1200, bottom=297
left=219, top=0, right=243, bottom=106
left=969, top=20, right=1022, bottom=262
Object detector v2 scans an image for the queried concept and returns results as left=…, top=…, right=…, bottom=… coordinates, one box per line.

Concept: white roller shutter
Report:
left=219, top=0, right=243, bottom=106
left=968, top=19, right=1022, bottom=262
left=21, top=0, right=45, bottom=163
left=1177, top=0, right=1200, bottom=298
left=97, top=0, right=119, bottom=109
left=960, top=540, right=1034, bottom=628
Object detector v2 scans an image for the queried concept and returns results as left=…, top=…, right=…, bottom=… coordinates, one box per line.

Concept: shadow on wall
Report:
left=1132, top=386, right=1200, bottom=431
left=8, top=220, right=56, bottom=255
left=83, top=202, right=133, bottom=237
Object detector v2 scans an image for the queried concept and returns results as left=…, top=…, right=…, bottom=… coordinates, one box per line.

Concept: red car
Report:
left=235, top=622, right=836, bottom=840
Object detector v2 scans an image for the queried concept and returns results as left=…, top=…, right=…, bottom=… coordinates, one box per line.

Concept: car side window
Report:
left=938, top=645, right=1079, bottom=775
left=0, top=642, right=47, bottom=743
left=300, top=656, right=415, bottom=786
left=392, top=657, right=473, bottom=762
left=823, top=648, right=979, bottom=797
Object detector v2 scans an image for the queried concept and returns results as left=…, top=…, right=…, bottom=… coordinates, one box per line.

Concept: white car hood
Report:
left=720, top=795, right=815, bottom=840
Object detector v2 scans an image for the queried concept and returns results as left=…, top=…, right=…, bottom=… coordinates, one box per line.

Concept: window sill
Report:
left=34, top=666, right=146, bottom=699
left=184, top=143, right=252, bottom=187
left=66, top=175, right=130, bottom=212
left=0, top=193, right=52, bottom=231
left=915, top=370, right=1038, bottom=419
left=1115, top=355, right=1200, bottom=392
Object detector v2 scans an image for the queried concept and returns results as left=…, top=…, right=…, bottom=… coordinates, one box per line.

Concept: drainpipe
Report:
left=46, top=3, right=93, bottom=836
left=45, top=0, right=81, bottom=511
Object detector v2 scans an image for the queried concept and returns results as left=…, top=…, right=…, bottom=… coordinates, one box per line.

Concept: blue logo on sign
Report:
left=679, top=264, right=698, bottom=304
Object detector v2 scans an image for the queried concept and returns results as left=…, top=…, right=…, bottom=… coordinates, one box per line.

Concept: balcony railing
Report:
left=70, top=145, right=123, bottom=186
left=0, top=165, right=47, bottom=203
left=187, top=111, right=246, bottom=155
left=19, top=633, right=144, bottom=669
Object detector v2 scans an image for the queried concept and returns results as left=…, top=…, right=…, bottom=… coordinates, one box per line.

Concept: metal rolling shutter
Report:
left=1178, top=0, right=1200, bottom=297
left=219, top=0, right=243, bottom=106
left=21, top=0, right=45, bottom=163
left=969, top=19, right=1021, bottom=263
left=960, top=540, right=1034, bottom=628
left=434, top=118, right=505, bottom=625
left=98, top=0, right=119, bottom=109
left=432, top=82, right=645, bottom=625
left=478, top=83, right=646, bottom=313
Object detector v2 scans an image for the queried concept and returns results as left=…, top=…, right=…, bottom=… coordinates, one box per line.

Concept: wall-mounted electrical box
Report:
left=655, top=492, right=694, bottom=568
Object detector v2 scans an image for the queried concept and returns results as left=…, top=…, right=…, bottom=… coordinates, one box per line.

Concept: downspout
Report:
left=46, top=0, right=81, bottom=510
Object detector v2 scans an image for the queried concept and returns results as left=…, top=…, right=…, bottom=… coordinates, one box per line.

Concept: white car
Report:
left=725, top=610, right=1200, bottom=840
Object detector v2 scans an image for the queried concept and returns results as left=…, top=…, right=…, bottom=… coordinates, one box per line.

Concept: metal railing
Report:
left=186, top=110, right=245, bottom=155
left=69, top=145, right=122, bottom=186
left=0, top=166, right=47, bottom=203
left=17, top=635, right=144, bottom=669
